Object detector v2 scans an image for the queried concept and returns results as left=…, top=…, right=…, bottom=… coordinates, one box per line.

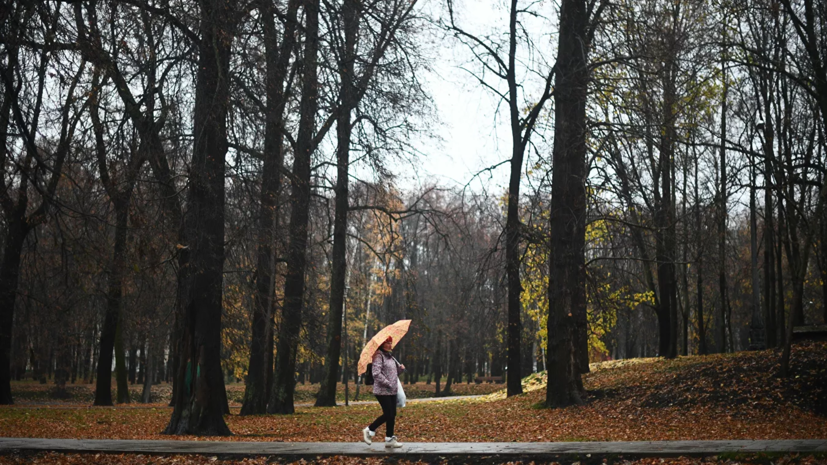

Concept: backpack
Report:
left=364, top=363, right=374, bottom=385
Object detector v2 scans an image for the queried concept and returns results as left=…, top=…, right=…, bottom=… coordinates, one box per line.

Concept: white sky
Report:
left=412, top=60, right=513, bottom=191
left=399, top=0, right=559, bottom=196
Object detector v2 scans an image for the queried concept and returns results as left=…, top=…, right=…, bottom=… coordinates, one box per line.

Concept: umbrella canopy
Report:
left=357, top=319, right=411, bottom=375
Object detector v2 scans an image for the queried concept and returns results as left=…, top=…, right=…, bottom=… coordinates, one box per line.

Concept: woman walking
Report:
left=362, top=336, right=405, bottom=448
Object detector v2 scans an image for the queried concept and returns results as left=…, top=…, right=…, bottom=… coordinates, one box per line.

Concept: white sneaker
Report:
left=362, top=427, right=372, bottom=445
left=385, top=436, right=403, bottom=448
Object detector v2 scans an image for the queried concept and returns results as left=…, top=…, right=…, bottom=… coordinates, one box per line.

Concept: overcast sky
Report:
left=400, top=0, right=559, bottom=196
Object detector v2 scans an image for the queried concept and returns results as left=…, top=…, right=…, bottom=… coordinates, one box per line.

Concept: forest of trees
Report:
left=1, top=0, right=826, bottom=434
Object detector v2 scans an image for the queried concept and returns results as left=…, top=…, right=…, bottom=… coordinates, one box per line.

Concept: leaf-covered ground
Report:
left=1, top=342, right=826, bottom=463
left=8, top=378, right=504, bottom=406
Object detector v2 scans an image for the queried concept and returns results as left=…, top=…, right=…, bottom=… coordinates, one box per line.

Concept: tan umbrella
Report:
left=357, top=319, right=411, bottom=375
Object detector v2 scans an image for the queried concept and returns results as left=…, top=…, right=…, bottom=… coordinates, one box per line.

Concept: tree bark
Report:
left=268, top=0, right=319, bottom=415
left=0, top=217, right=29, bottom=405
left=546, top=0, right=588, bottom=408
left=164, top=0, right=233, bottom=436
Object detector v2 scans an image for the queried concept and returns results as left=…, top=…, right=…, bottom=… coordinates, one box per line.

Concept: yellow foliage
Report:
left=222, top=284, right=251, bottom=381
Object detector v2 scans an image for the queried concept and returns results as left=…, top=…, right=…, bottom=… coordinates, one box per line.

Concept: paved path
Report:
left=1, top=438, right=825, bottom=459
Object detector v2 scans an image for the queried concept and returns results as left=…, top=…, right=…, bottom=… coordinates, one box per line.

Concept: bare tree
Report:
left=316, top=0, right=421, bottom=407
left=0, top=1, right=87, bottom=404
left=240, top=0, right=300, bottom=416
left=444, top=0, right=554, bottom=396
left=268, top=0, right=320, bottom=415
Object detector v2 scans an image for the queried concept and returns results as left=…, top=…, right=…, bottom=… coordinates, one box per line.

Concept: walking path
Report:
left=1, top=438, right=825, bottom=460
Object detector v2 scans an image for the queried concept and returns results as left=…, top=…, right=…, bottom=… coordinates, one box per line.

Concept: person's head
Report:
left=381, top=336, right=393, bottom=352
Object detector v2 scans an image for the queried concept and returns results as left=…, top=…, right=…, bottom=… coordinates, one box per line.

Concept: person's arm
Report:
left=372, top=353, right=390, bottom=387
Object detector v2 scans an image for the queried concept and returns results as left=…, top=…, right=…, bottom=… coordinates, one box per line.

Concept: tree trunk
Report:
left=697, top=258, right=706, bottom=355
left=138, top=340, right=147, bottom=386
left=94, top=268, right=119, bottom=405
left=681, top=157, right=690, bottom=356
left=749, top=149, right=763, bottom=349
left=114, top=204, right=131, bottom=404
left=88, top=323, right=98, bottom=384
left=433, top=333, right=442, bottom=397
left=164, top=0, right=233, bottom=436
left=128, top=344, right=138, bottom=385
left=0, top=217, right=29, bottom=405
left=443, top=340, right=455, bottom=395
left=142, top=341, right=153, bottom=403
left=546, top=0, right=588, bottom=408
left=52, top=328, right=72, bottom=400
left=114, top=319, right=130, bottom=404
left=268, top=0, right=319, bottom=415
left=0, top=10, right=21, bottom=407
left=504, top=0, right=524, bottom=398
left=822, top=220, right=827, bottom=324
left=762, top=119, right=777, bottom=347
left=241, top=0, right=298, bottom=417
left=317, top=0, right=359, bottom=408
left=776, top=212, right=786, bottom=347
left=717, top=21, right=731, bottom=354
left=657, top=4, right=679, bottom=359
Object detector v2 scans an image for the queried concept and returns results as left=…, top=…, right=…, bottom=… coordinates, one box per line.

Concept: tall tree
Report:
left=716, top=10, right=732, bottom=354
left=546, top=0, right=596, bottom=407
left=164, top=0, right=234, bottom=435
left=653, top=0, right=681, bottom=359
left=268, top=0, right=320, bottom=415
left=72, top=0, right=194, bottom=404
left=315, top=0, right=360, bottom=407
left=240, top=0, right=300, bottom=416
left=0, top=2, right=86, bottom=404
left=316, top=0, right=420, bottom=407
left=445, top=0, right=555, bottom=396
left=88, top=68, right=145, bottom=405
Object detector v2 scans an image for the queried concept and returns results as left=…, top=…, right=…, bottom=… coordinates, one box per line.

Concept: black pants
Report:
left=368, top=395, right=397, bottom=437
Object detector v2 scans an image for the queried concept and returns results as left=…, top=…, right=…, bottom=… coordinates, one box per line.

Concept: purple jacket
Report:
left=372, top=350, right=404, bottom=396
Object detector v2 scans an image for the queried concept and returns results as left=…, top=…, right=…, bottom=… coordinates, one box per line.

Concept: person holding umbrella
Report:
left=359, top=320, right=410, bottom=448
